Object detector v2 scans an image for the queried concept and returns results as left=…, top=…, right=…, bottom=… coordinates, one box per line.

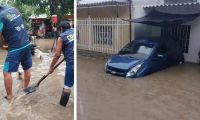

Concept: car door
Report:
left=150, top=43, right=170, bottom=73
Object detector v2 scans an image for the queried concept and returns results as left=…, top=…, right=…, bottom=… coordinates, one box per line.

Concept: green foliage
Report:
left=0, top=0, right=74, bottom=30
left=15, top=0, right=74, bottom=16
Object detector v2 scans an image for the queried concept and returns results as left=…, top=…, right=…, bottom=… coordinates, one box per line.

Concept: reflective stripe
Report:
left=0, top=21, right=3, bottom=32
left=64, top=85, right=72, bottom=89
left=3, top=62, right=9, bottom=72
left=9, top=43, right=31, bottom=53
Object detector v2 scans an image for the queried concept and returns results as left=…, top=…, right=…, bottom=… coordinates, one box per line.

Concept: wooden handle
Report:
left=36, top=58, right=65, bottom=86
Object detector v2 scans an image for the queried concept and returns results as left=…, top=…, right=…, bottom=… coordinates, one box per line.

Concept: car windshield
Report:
left=118, top=42, right=154, bottom=60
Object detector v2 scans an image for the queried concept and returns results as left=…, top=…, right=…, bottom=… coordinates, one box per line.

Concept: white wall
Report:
left=78, top=6, right=129, bottom=18
left=185, top=16, right=200, bottom=63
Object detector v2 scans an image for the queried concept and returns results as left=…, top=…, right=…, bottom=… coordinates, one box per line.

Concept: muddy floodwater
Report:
left=77, top=55, right=200, bottom=120
left=0, top=39, right=73, bottom=120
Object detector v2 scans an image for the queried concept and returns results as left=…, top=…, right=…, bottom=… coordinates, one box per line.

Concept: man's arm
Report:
left=49, top=37, right=63, bottom=74
left=0, top=32, right=3, bottom=48
left=0, top=35, right=8, bottom=50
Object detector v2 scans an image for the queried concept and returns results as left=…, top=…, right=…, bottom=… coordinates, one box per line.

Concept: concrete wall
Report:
left=185, top=16, right=200, bottom=63
left=77, top=6, right=129, bottom=18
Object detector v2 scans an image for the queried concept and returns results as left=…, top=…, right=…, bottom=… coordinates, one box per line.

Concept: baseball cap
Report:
left=58, top=20, right=70, bottom=28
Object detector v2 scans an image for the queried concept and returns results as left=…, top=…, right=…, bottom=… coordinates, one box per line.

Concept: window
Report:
left=93, top=26, right=112, bottom=45
left=119, top=42, right=154, bottom=60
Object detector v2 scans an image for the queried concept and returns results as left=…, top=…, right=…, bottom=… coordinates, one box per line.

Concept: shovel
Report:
left=24, top=58, right=65, bottom=94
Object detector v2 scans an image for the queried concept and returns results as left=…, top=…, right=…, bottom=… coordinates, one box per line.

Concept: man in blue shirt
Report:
left=49, top=20, right=74, bottom=107
left=0, top=6, right=32, bottom=100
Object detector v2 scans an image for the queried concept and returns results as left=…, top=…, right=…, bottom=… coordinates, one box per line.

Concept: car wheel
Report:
left=179, top=57, right=185, bottom=64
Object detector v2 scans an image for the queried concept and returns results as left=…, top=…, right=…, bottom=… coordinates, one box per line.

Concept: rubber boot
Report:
left=59, top=90, right=70, bottom=107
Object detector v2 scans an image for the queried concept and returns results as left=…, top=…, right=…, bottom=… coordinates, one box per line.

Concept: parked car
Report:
left=105, top=37, right=184, bottom=78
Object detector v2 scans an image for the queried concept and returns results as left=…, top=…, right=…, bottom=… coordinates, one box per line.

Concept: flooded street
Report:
left=77, top=55, right=200, bottom=120
left=0, top=39, right=73, bottom=120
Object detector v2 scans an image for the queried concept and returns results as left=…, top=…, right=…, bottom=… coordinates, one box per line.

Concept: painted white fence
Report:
left=77, top=18, right=131, bottom=54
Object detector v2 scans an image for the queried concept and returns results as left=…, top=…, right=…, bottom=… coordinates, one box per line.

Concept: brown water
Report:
left=0, top=39, right=73, bottom=120
left=77, top=55, right=200, bottom=120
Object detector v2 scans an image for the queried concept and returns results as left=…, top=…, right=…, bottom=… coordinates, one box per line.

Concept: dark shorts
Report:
left=3, top=46, right=32, bottom=72
left=64, top=64, right=74, bottom=88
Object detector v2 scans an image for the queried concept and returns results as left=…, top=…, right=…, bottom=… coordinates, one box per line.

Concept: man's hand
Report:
left=48, top=37, right=63, bottom=74
left=2, top=45, right=8, bottom=50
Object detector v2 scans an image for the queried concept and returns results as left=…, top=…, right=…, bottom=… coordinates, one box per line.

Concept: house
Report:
left=78, top=0, right=200, bottom=63
left=132, top=0, right=200, bottom=63
left=78, top=0, right=130, bottom=18
left=77, top=0, right=132, bottom=54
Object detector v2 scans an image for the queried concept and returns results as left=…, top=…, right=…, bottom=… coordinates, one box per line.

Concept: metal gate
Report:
left=77, top=18, right=131, bottom=54
left=161, top=25, right=191, bottom=53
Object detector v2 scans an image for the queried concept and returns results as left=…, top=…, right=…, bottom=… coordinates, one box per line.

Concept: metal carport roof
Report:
left=131, top=10, right=200, bottom=26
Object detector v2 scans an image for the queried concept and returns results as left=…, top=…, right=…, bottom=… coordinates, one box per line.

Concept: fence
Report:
left=77, top=17, right=131, bottom=54
left=161, top=25, right=191, bottom=53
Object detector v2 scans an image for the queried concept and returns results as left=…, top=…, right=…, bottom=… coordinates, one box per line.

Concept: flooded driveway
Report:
left=77, top=55, right=200, bottom=120
left=0, top=39, right=73, bottom=120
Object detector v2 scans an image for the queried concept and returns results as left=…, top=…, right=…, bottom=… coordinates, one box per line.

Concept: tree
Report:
left=0, top=0, right=74, bottom=17
left=19, top=0, right=74, bottom=17
left=0, top=0, right=74, bottom=30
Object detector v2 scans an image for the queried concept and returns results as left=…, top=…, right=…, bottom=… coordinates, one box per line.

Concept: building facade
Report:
left=78, top=0, right=200, bottom=63
left=77, top=1, right=132, bottom=54
left=133, top=0, right=200, bottom=63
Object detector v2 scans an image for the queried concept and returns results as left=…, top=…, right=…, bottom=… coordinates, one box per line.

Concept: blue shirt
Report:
left=0, top=6, right=29, bottom=51
left=60, top=28, right=74, bottom=65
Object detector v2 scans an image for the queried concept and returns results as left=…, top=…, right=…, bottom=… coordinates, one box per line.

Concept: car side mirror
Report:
left=153, top=54, right=164, bottom=61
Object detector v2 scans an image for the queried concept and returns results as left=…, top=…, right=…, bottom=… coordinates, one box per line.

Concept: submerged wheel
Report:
left=179, top=57, right=185, bottom=64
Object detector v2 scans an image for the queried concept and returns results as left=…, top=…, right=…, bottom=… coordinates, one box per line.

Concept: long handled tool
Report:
left=24, top=58, right=65, bottom=94
left=51, top=38, right=56, bottom=53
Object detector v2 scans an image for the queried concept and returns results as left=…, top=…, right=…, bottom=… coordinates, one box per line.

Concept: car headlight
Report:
left=105, top=59, right=111, bottom=71
left=126, top=64, right=142, bottom=77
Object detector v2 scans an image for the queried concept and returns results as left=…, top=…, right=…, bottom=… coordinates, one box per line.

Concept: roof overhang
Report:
left=77, top=1, right=129, bottom=9
left=127, top=10, right=200, bottom=26
left=143, top=2, right=200, bottom=8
